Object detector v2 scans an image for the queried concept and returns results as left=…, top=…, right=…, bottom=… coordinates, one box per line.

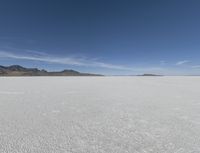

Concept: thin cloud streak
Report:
left=176, top=60, right=190, bottom=65
left=0, top=51, right=85, bottom=66
left=0, top=51, right=136, bottom=71
left=0, top=50, right=165, bottom=73
left=25, top=50, right=48, bottom=56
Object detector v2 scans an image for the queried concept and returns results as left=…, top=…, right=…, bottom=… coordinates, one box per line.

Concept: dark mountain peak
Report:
left=41, top=69, right=47, bottom=73
left=7, top=65, right=27, bottom=71
left=61, top=69, right=80, bottom=73
left=0, top=66, right=6, bottom=70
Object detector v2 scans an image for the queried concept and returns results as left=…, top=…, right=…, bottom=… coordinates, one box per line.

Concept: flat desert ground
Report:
left=0, top=77, right=200, bottom=153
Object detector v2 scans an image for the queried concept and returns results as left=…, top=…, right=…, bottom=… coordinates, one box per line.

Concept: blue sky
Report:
left=0, top=0, right=200, bottom=75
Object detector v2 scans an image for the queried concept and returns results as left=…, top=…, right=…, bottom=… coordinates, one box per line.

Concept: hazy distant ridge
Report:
left=0, top=65, right=102, bottom=76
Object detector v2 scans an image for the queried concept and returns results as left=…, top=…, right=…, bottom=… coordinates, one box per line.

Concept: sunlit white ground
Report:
left=0, top=77, right=200, bottom=153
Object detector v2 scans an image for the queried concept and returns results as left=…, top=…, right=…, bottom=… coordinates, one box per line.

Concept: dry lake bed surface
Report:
left=0, top=76, right=200, bottom=153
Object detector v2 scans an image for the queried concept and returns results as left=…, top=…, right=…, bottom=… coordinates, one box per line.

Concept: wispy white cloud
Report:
left=0, top=51, right=93, bottom=67
left=176, top=60, right=190, bottom=65
left=91, top=62, right=135, bottom=71
left=25, top=50, right=48, bottom=56
left=0, top=51, right=135, bottom=71
left=0, top=50, right=165, bottom=73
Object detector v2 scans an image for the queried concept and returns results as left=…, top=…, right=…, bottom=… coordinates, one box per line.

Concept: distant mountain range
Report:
left=0, top=65, right=102, bottom=76
left=137, top=74, right=163, bottom=76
